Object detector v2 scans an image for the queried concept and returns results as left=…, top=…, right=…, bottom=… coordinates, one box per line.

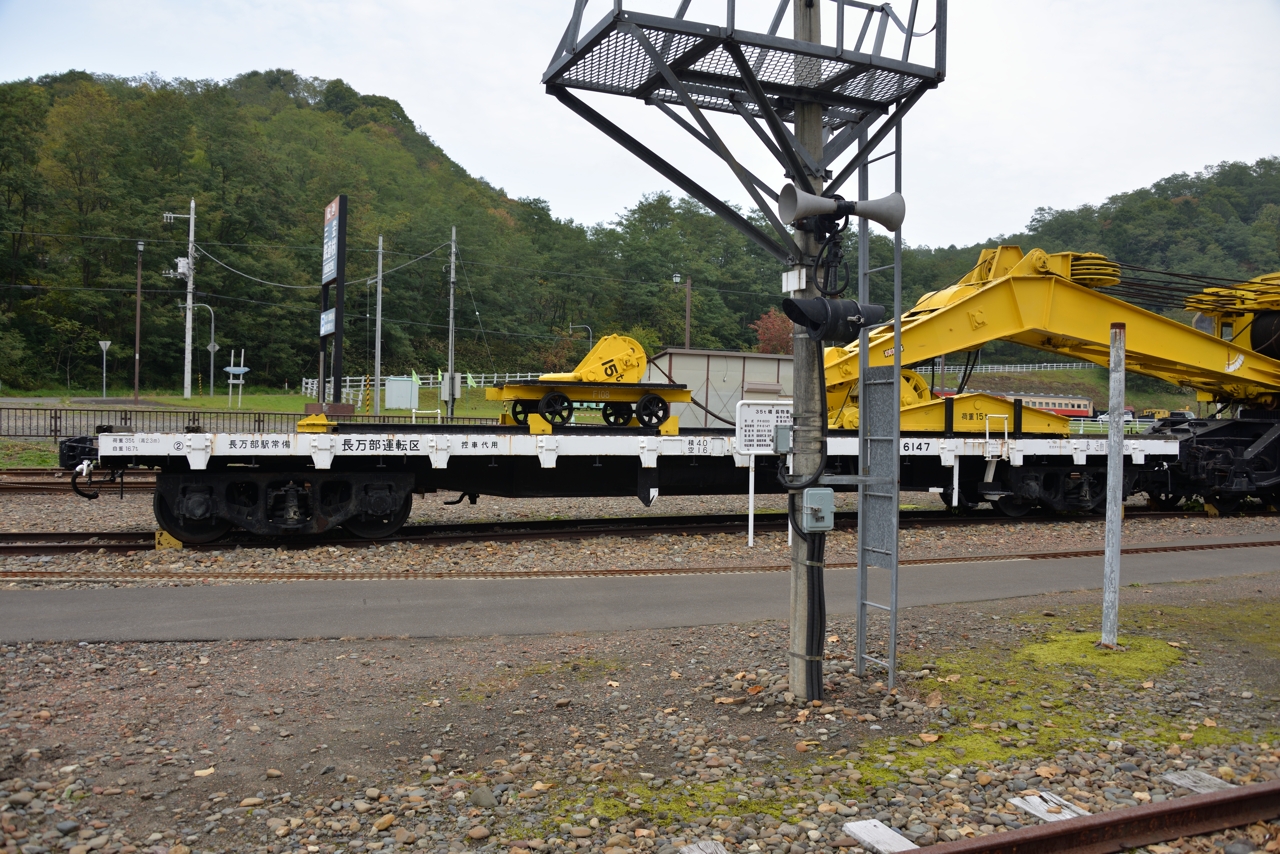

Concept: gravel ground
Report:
left=0, top=491, right=1278, bottom=588
left=2, top=573, right=1279, bottom=854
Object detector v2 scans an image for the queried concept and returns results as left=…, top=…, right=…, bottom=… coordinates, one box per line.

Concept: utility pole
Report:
left=183, top=199, right=195, bottom=398
left=162, top=200, right=196, bottom=398
left=134, top=242, right=143, bottom=404
left=788, top=0, right=825, bottom=702
left=374, top=235, right=384, bottom=416
left=1102, top=322, right=1126, bottom=647
left=447, top=225, right=457, bottom=418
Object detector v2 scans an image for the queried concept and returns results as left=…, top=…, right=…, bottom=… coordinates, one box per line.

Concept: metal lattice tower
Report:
left=545, top=0, right=946, bottom=263
left=546, top=0, right=946, bottom=693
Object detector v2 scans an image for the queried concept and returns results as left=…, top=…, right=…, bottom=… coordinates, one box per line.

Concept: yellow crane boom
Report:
left=825, top=245, right=1280, bottom=429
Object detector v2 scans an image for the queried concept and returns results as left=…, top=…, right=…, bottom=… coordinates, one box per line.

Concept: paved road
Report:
left=2, top=536, right=1277, bottom=643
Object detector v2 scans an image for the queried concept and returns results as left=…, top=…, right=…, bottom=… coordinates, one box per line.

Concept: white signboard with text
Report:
left=735, top=400, right=793, bottom=456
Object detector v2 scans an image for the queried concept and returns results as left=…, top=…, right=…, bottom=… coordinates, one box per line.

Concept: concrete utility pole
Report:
left=447, top=226, right=457, bottom=418
left=183, top=199, right=195, bottom=398
left=1102, top=322, right=1126, bottom=647
left=788, top=0, right=825, bottom=702
left=134, top=242, right=143, bottom=404
left=374, top=235, right=384, bottom=416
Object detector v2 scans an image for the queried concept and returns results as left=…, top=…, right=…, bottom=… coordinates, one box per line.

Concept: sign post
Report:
left=319, top=195, right=348, bottom=407
left=735, top=400, right=794, bottom=547
left=98, top=340, right=111, bottom=400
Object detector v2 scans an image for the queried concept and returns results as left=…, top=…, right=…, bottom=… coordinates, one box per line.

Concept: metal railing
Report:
left=930, top=361, right=1099, bottom=374
left=1068, top=418, right=1145, bottom=435
left=302, top=372, right=543, bottom=401
left=0, top=406, right=498, bottom=438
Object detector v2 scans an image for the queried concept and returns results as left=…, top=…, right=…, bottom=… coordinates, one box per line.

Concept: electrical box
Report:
left=773, top=425, right=793, bottom=455
left=799, top=487, right=835, bottom=533
left=438, top=372, right=463, bottom=402
left=384, top=376, right=419, bottom=410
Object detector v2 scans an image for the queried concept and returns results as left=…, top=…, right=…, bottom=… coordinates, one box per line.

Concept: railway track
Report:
left=0, top=506, right=1267, bottom=558
left=0, top=467, right=154, bottom=493
left=2, top=534, right=1278, bottom=584
left=925, top=777, right=1280, bottom=854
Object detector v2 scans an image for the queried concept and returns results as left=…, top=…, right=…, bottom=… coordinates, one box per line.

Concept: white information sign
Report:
left=735, top=400, right=793, bottom=456
left=735, top=399, right=793, bottom=547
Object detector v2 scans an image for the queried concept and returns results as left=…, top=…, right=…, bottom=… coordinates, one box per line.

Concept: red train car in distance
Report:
left=998, top=392, right=1094, bottom=418
left=935, top=390, right=1094, bottom=418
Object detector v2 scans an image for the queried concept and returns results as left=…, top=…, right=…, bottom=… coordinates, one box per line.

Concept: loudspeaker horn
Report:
left=778, top=184, right=906, bottom=232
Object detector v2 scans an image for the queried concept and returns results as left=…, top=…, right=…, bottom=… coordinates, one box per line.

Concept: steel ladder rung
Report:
left=862, top=600, right=891, bottom=612
left=862, top=546, right=893, bottom=555
left=861, top=654, right=889, bottom=669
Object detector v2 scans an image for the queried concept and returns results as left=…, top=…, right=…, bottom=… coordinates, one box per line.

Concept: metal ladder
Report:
left=855, top=365, right=901, bottom=688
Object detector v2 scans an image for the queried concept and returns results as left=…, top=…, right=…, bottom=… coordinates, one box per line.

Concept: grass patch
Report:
left=523, top=657, right=624, bottom=681
left=0, top=438, right=59, bottom=468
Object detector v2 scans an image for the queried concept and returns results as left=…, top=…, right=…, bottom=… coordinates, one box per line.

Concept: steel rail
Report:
left=924, top=777, right=1280, bottom=854
left=3, top=537, right=1279, bottom=583
left=0, top=507, right=1265, bottom=558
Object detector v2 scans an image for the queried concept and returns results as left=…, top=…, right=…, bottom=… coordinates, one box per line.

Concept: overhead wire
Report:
left=453, top=248, right=497, bottom=372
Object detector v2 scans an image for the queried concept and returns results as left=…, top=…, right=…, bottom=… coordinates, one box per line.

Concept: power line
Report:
left=196, top=245, right=320, bottom=289
left=454, top=248, right=496, bottom=371
left=2, top=229, right=432, bottom=255
left=458, top=258, right=775, bottom=297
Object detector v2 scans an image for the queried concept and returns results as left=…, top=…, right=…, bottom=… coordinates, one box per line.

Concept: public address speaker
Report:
left=778, top=184, right=906, bottom=232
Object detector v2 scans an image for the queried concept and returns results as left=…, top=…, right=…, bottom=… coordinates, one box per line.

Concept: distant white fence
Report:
left=930, top=361, right=1098, bottom=374
left=301, top=372, right=548, bottom=408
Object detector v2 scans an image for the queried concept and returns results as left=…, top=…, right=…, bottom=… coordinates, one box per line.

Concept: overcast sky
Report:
left=2, top=0, right=1277, bottom=249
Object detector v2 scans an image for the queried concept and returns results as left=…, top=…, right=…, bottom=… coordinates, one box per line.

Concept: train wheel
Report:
left=510, top=400, right=531, bottom=426
left=538, top=391, right=573, bottom=426
left=602, top=402, right=633, bottom=427
left=153, top=490, right=231, bottom=545
left=995, top=495, right=1034, bottom=517
left=636, top=393, right=670, bottom=428
left=343, top=493, right=413, bottom=539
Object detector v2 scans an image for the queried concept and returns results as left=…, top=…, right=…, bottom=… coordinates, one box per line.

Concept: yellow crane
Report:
left=825, top=245, right=1280, bottom=431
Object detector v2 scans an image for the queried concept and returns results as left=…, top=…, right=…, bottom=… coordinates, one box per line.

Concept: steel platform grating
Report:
left=546, top=12, right=935, bottom=127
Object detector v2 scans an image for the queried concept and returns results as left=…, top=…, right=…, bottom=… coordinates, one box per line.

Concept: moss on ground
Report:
left=494, top=598, right=1280, bottom=834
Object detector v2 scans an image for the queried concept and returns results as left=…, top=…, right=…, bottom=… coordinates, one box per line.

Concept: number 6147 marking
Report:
left=902, top=440, right=930, bottom=452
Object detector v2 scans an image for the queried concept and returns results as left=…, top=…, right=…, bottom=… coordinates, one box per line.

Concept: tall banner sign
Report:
left=318, top=195, right=347, bottom=405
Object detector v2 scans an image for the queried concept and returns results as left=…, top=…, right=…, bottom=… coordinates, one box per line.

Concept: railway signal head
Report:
left=782, top=298, right=886, bottom=344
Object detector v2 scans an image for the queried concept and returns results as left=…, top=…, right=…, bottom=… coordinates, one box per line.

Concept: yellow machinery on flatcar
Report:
left=486, top=334, right=691, bottom=433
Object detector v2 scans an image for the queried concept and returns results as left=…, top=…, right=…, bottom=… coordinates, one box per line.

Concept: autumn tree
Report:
left=750, top=307, right=792, bottom=354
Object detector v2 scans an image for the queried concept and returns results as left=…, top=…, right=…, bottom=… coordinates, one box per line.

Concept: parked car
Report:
left=1165, top=410, right=1195, bottom=421
left=1097, top=410, right=1134, bottom=423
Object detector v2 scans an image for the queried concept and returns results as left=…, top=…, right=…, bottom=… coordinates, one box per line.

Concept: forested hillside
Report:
left=1, top=69, right=1278, bottom=391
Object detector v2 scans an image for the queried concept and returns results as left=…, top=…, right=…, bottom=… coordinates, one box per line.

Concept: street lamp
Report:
left=673, top=272, right=691, bottom=349
left=98, top=340, right=111, bottom=399
left=568, top=323, right=593, bottom=351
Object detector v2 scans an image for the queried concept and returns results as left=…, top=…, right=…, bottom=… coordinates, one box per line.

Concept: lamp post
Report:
left=98, top=341, right=111, bottom=399
left=568, top=323, right=593, bottom=351
left=134, top=241, right=143, bottom=404
left=192, top=304, right=216, bottom=396
left=673, top=273, right=691, bottom=349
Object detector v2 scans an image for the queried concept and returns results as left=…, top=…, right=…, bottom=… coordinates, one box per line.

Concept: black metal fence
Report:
left=0, top=407, right=498, bottom=439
